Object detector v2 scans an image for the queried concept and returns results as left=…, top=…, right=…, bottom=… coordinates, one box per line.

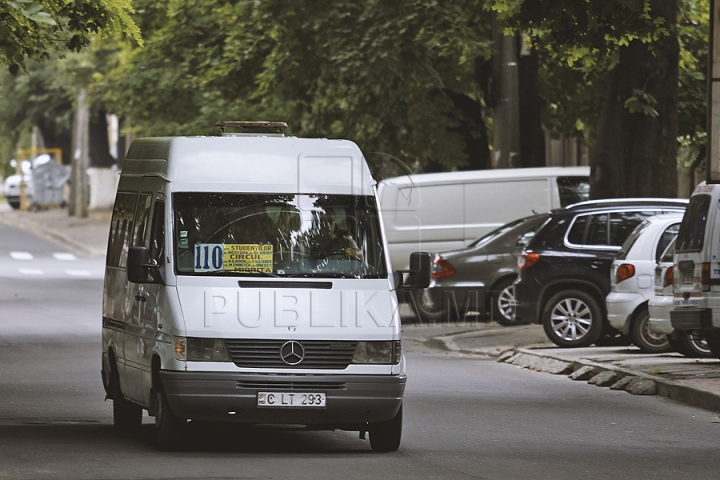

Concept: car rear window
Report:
left=660, top=236, right=676, bottom=263
left=655, top=224, right=680, bottom=261
left=676, top=194, right=711, bottom=252
left=615, top=220, right=649, bottom=261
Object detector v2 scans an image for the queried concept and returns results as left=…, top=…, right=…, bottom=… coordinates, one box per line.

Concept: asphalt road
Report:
left=2, top=223, right=720, bottom=479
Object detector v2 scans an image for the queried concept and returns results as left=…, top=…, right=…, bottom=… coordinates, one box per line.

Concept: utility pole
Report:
left=69, top=89, right=90, bottom=217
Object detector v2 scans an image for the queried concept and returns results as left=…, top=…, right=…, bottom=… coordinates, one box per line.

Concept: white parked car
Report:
left=2, top=160, right=33, bottom=209
left=648, top=238, right=711, bottom=357
left=606, top=213, right=683, bottom=352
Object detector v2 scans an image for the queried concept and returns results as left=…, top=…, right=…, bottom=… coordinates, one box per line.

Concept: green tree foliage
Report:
left=490, top=0, right=707, bottom=198
left=104, top=0, right=493, bottom=173
left=0, top=0, right=141, bottom=74
left=532, top=0, right=707, bottom=151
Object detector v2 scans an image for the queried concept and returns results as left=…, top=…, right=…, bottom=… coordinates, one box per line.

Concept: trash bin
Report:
left=30, top=156, right=70, bottom=209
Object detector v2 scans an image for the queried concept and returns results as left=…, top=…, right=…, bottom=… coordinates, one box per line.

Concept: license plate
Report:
left=257, top=392, right=326, bottom=408
left=682, top=272, right=694, bottom=284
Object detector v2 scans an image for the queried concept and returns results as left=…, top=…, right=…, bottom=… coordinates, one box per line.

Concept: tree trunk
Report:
left=589, top=0, right=679, bottom=199
left=89, top=109, right=116, bottom=168
left=36, top=118, right=72, bottom=166
left=518, top=47, right=546, bottom=168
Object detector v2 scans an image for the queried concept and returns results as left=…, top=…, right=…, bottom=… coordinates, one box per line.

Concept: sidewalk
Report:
left=0, top=205, right=111, bottom=257
left=421, top=323, right=720, bottom=413
left=3, top=204, right=720, bottom=414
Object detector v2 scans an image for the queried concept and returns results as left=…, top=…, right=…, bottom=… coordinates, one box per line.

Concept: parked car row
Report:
left=390, top=167, right=720, bottom=358
left=514, top=198, right=688, bottom=348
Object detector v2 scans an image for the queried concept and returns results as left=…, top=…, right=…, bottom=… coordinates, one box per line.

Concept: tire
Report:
left=630, top=309, right=671, bottom=354
left=703, top=333, right=720, bottom=360
left=109, top=367, right=142, bottom=432
left=680, top=331, right=713, bottom=358
left=412, top=290, right=444, bottom=323
left=369, top=404, right=403, bottom=453
left=542, top=290, right=603, bottom=348
left=491, top=278, right=523, bottom=327
left=155, top=386, right=186, bottom=451
left=8, top=200, right=20, bottom=210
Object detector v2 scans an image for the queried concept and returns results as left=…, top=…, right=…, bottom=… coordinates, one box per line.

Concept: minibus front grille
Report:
left=225, top=339, right=358, bottom=369
left=236, top=380, right=348, bottom=390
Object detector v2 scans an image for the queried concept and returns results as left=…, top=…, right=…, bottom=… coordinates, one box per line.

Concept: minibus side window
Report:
left=132, top=194, right=152, bottom=247
left=107, top=192, right=137, bottom=268
left=149, top=201, right=165, bottom=266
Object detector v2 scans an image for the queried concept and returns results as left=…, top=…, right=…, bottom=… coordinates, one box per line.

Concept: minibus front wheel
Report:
left=155, top=381, right=187, bottom=451
left=368, top=404, right=403, bottom=453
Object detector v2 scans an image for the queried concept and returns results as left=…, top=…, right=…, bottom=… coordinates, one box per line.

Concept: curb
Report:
left=503, top=347, right=720, bottom=413
left=424, top=332, right=720, bottom=413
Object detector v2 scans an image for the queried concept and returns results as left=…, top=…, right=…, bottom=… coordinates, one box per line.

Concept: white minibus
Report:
left=101, top=122, right=429, bottom=451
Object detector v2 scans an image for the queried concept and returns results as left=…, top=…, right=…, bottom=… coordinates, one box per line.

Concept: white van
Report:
left=101, top=122, right=430, bottom=451
left=377, top=166, right=590, bottom=270
left=671, top=182, right=720, bottom=358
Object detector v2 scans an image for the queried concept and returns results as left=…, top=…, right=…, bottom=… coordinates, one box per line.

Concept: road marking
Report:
left=10, top=252, right=34, bottom=260
left=19, top=268, right=43, bottom=275
left=66, top=270, right=91, bottom=276
left=53, top=253, right=77, bottom=261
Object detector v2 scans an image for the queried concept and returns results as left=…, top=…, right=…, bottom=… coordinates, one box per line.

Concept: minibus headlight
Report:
left=186, top=338, right=231, bottom=362
left=352, top=341, right=401, bottom=364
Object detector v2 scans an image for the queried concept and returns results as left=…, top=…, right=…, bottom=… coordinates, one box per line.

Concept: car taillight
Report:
left=702, top=262, right=710, bottom=291
left=664, top=265, right=674, bottom=289
left=615, top=264, right=636, bottom=283
left=431, top=255, right=455, bottom=279
left=518, top=252, right=539, bottom=270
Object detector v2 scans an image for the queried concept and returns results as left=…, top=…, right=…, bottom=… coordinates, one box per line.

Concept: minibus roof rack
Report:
left=216, top=121, right=288, bottom=136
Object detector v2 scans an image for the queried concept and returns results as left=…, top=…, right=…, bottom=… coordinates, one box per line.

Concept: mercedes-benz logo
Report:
left=280, top=341, right=305, bottom=366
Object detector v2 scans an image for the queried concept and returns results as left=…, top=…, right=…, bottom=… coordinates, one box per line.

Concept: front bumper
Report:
left=160, top=371, right=405, bottom=425
left=605, top=292, right=645, bottom=332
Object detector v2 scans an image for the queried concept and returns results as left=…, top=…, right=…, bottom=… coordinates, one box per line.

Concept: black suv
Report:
left=514, top=199, right=688, bottom=348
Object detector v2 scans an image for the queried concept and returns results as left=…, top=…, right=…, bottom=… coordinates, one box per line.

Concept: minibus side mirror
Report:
left=408, top=251, right=432, bottom=288
left=395, top=252, right=432, bottom=289
left=127, top=246, right=159, bottom=284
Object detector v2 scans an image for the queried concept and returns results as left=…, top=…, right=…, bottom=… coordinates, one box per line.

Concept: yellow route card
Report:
left=223, top=244, right=274, bottom=272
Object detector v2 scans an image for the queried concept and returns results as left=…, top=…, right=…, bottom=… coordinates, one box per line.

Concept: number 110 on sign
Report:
left=194, top=244, right=223, bottom=272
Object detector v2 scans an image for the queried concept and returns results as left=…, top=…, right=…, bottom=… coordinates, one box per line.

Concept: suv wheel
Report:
left=542, top=290, right=603, bottom=348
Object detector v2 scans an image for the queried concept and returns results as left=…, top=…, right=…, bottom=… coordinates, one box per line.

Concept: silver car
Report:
left=412, top=214, right=547, bottom=325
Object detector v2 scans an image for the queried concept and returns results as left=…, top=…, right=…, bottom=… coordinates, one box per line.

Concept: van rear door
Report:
left=674, top=192, right=713, bottom=307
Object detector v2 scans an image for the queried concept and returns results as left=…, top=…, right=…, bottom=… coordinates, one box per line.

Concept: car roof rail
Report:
left=565, top=197, right=689, bottom=209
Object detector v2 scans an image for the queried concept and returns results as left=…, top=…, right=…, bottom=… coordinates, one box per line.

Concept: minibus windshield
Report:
left=173, top=193, right=388, bottom=278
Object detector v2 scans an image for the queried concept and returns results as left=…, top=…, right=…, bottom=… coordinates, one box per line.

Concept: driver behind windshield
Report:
left=310, top=209, right=363, bottom=261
